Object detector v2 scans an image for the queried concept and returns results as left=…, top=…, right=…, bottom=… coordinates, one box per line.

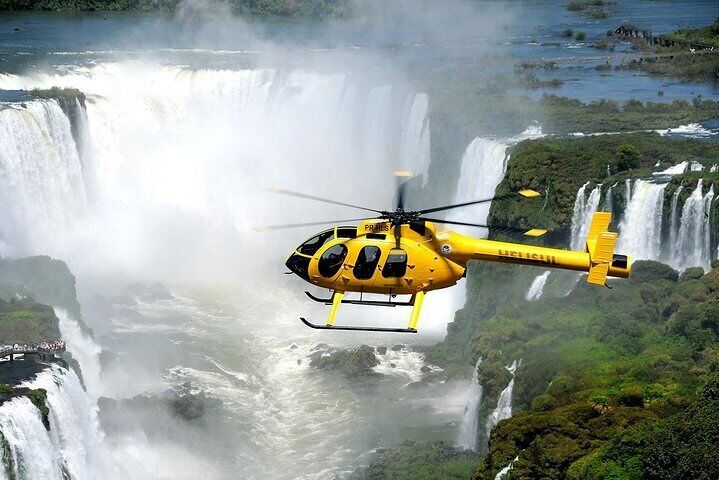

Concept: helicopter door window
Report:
left=353, top=246, right=381, bottom=280
left=318, top=244, right=348, bottom=278
left=382, top=248, right=408, bottom=278
left=298, top=230, right=335, bottom=256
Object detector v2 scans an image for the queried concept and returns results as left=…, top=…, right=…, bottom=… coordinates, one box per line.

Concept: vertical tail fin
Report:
left=585, top=212, right=617, bottom=286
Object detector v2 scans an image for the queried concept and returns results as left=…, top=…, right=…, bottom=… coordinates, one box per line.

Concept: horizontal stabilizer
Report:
left=587, top=263, right=610, bottom=285
left=524, top=228, right=548, bottom=237
left=519, top=189, right=541, bottom=198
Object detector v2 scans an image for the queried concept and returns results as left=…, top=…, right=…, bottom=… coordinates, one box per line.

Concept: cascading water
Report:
left=0, top=365, right=112, bottom=479
left=0, top=101, right=88, bottom=256
left=569, top=182, right=602, bottom=251
left=55, top=307, right=104, bottom=399
left=495, top=456, right=519, bottom=480
left=0, top=65, right=433, bottom=280
left=485, top=360, right=519, bottom=436
left=526, top=271, right=550, bottom=301
left=451, top=137, right=511, bottom=446
left=399, top=93, right=430, bottom=185
left=667, top=185, right=684, bottom=255
left=670, top=181, right=715, bottom=272
left=456, top=357, right=483, bottom=450
left=617, top=179, right=667, bottom=261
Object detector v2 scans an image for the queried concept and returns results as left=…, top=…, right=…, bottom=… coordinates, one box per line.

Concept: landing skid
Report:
left=304, top=291, right=414, bottom=307
left=300, top=290, right=426, bottom=333
left=300, top=317, right=417, bottom=333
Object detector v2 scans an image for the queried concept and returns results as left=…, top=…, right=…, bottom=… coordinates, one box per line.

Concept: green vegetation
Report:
left=466, top=261, right=719, bottom=479
left=0, top=299, right=61, bottom=345
left=360, top=442, right=480, bottom=480
left=309, top=345, right=380, bottom=378
left=25, top=388, right=50, bottom=430
left=0, top=0, right=350, bottom=16
left=488, top=132, right=719, bottom=236
left=575, top=31, right=586, bottom=41
left=669, top=16, right=719, bottom=48
left=627, top=18, right=719, bottom=81
left=566, top=0, right=613, bottom=20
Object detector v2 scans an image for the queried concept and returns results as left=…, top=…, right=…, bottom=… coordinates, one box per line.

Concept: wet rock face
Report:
left=308, top=345, right=380, bottom=378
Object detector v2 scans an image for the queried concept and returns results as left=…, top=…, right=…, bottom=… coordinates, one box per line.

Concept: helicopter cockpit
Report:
left=285, top=227, right=358, bottom=281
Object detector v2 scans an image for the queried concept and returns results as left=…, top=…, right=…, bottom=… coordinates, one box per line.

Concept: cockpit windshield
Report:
left=297, top=229, right=335, bottom=256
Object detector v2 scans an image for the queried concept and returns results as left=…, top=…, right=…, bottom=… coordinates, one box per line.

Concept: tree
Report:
left=616, top=144, right=641, bottom=171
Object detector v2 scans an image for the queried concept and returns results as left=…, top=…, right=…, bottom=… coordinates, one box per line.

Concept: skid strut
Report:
left=304, top=291, right=415, bottom=307
left=300, top=290, right=425, bottom=333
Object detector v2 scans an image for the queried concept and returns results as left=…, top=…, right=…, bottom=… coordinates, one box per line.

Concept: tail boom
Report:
left=441, top=213, right=630, bottom=282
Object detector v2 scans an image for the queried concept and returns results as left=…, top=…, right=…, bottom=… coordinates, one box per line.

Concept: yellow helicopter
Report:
left=256, top=176, right=631, bottom=333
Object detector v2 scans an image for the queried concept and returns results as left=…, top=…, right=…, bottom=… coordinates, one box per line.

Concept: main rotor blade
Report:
left=253, top=217, right=375, bottom=231
left=420, top=217, right=547, bottom=237
left=266, top=188, right=383, bottom=214
left=417, top=189, right=541, bottom=215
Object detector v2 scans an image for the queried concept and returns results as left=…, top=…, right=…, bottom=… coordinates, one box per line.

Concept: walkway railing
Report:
left=0, top=341, right=66, bottom=360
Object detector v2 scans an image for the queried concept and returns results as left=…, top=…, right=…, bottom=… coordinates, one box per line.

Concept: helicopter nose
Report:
left=285, top=252, right=310, bottom=281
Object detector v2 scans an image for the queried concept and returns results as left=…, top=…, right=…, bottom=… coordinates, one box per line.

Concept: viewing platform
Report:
left=0, top=341, right=66, bottom=362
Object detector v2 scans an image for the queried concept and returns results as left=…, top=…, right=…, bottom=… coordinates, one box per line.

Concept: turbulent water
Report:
left=0, top=58, right=482, bottom=479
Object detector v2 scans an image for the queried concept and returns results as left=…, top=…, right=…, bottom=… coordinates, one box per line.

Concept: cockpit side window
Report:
left=353, top=246, right=381, bottom=280
left=318, top=244, right=348, bottom=278
left=298, top=230, right=334, bottom=256
left=382, top=248, right=408, bottom=278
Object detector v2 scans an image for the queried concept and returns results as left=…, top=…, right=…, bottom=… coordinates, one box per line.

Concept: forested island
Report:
left=0, top=0, right=349, bottom=16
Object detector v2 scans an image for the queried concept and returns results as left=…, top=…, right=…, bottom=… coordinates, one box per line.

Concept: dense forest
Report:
left=0, top=0, right=349, bottom=16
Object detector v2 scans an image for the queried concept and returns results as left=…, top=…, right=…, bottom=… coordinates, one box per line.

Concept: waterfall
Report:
left=605, top=183, right=616, bottom=217
left=451, top=137, right=511, bottom=449
left=570, top=182, right=602, bottom=250
left=0, top=101, right=88, bottom=256
left=485, top=360, right=519, bottom=436
left=617, top=180, right=666, bottom=261
left=670, top=181, right=715, bottom=272
left=0, top=365, right=111, bottom=479
left=454, top=137, right=509, bottom=226
left=0, top=65, right=433, bottom=279
left=495, top=456, right=519, bottom=480
left=526, top=271, right=550, bottom=301
left=457, top=358, right=484, bottom=450
left=666, top=186, right=683, bottom=260
left=399, top=93, right=430, bottom=185
left=55, top=307, right=104, bottom=399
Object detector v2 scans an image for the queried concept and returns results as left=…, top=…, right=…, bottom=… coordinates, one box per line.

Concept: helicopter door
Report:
left=382, top=248, right=408, bottom=278
left=318, top=244, right=348, bottom=278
